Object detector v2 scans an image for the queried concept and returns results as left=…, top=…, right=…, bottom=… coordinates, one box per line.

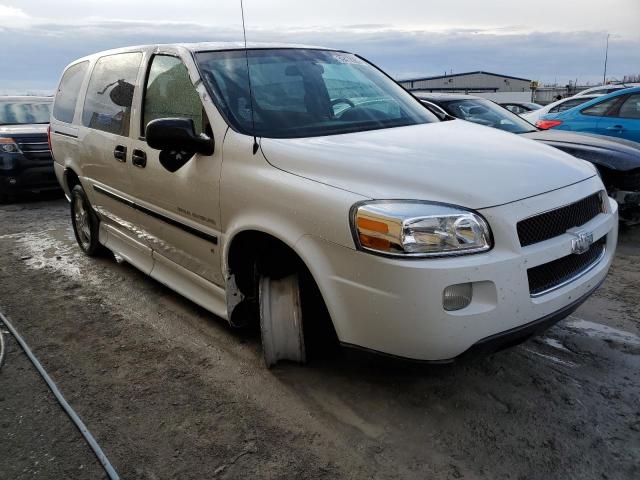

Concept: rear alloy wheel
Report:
left=70, top=184, right=108, bottom=256
left=259, top=273, right=306, bottom=367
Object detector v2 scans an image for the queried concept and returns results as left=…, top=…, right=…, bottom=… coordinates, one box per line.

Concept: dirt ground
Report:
left=0, top=194, right=639, bottom=480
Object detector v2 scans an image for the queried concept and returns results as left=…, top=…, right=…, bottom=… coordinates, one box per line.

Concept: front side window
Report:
left=82, top=52, right=142, bottom=136
left=582, top=97, right=621, bottom=117
left=143, top=55, right=204, bottom=135
left=0, top=101, right=52, bottom=125
left=53, top=61, right=89, bottom=123
left=196, top=49, right=437, bottom=138
left=617, top=94, right=640, bottom=119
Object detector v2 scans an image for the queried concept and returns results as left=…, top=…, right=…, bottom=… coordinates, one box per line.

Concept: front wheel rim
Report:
left=73, top=196, right=91, bottom=249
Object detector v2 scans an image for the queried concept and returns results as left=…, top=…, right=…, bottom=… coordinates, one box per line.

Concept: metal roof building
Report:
left=398, top=71, right=532, bottom=93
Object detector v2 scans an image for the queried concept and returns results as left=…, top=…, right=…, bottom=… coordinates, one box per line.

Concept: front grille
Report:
left=15, top=134, right=52, bottom=161
left=517, top=192, right=603, bottom=247
left=527, top=236, right=606, bottom=296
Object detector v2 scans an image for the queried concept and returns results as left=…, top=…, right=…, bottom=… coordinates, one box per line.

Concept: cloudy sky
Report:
left=1, top=0, right=638, bottom=94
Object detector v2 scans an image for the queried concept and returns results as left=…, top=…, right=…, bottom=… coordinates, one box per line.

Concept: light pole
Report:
left=603, top=33, right=610, bottom=84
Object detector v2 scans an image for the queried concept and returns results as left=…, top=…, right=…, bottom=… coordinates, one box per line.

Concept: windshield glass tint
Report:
left=443, top=98, right=536, bottom=133
left=0, top=102, right=52, bottom=125
left=196, top=49, right=437, bottom=138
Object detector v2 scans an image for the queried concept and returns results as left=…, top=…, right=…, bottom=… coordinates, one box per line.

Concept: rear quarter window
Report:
left=618, top=94, right=640, bottom=119
left=82, top=52, right=142, bottom=137
left=53, top=61, right=89, bottom=123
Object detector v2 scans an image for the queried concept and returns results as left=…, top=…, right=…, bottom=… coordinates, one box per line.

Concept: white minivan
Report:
left=50, top=43, right=618, bottom=366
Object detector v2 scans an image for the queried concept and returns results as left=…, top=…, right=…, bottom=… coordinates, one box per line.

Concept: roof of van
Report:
left=0, top=96, right=53, bottom=102
left=178, top=41, right=334, bottom=51
left=68, top=42, right=337, bottom=64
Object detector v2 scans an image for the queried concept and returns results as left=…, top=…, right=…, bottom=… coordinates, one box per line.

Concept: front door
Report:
left=128, top=53, right=224, bottom=285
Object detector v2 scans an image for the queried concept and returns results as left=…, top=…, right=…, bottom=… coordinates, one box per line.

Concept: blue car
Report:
left=537, top=86, right=640, bottom=143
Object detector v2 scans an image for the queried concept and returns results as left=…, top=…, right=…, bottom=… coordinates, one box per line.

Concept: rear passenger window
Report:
left=53, top=61, right=89, bottom=123
left=143, top=55, right=203, bottom=135
left=82, top=52, right=142, bottom=136
left=582, top=97, right=620, bottom=117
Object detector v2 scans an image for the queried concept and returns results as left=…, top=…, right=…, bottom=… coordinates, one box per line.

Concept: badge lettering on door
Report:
left=177, top=206, right=217, bottom=226
left=569, top=230, right=593, bottom=255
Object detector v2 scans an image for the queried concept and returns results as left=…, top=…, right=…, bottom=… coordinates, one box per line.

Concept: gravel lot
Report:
left=1, top=195, right=639, bottom=480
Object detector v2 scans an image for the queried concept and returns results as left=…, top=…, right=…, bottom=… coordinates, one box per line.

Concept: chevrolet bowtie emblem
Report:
left=569, top=230, right=594, bottom=255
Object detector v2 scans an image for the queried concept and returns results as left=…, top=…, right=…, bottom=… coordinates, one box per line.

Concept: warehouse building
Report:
left=399, top=71, right=532, bottom=93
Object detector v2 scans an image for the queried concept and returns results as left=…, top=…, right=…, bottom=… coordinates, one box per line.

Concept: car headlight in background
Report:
left=0, top=137, right=20, bottom=153
left=351, top=201, right=492, bottom=257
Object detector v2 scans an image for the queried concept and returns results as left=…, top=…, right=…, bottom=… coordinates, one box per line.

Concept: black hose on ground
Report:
left=0, top=310, right=120, bottom=480
left=0, top=327, right=5, bottom=370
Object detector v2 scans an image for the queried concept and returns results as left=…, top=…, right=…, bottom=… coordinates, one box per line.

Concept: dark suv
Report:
left=0, top=96, right=58, bottom=202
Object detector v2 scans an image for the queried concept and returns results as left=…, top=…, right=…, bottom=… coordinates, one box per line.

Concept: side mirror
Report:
left=146, top=118, right=214, bottom=172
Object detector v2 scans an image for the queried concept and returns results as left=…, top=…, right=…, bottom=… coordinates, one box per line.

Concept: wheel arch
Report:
left=224, top=227, right=339, bottom=349
left=63, top=167, right=82, bottom=195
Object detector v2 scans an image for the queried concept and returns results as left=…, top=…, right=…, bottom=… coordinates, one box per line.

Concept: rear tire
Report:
left=259, top=273, right=306, bottom=368
left=70, top=184, right=109, bottom=257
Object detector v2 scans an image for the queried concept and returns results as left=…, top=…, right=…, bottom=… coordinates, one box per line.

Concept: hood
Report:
left=260, top=120, right=596, bottom=209
left=522, top=130, right=640, bottom=172
left=0, top=124, right=48, bottom=136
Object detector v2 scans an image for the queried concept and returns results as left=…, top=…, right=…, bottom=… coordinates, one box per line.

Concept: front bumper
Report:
left=0, top=154, right=59, bottom=194
left=342, top=277, right=604, bottom=363
left=298, top=176, right=618, bottom=361
left=613, top=190, right=640, bottom=206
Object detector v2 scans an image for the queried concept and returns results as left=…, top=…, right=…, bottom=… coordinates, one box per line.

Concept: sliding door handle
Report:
left=132, top=150, right=147, bottom=168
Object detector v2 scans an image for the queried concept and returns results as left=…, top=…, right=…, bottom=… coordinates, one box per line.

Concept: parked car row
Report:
left=514, top=83, right=640, bottom=123
left=521, top=95, right=601, bottom=124
left=536, top=87, right=640, bottom=143
left=416, top=92, right=640, bottom=224
left=573, top=83, right=640, bottom=97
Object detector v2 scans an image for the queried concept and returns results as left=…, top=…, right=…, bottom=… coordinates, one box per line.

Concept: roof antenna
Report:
left=240, top=0, right=259, bottom=155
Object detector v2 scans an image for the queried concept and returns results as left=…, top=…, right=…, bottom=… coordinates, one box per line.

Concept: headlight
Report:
left=0, top=137, right=20, bottom=153
left=351, top=201, right=492, bottom=257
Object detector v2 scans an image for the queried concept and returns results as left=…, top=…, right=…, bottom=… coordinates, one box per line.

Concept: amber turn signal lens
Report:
left=357, top=217, right=389, bottom=234
left=360, top=234, right=392, bottom=250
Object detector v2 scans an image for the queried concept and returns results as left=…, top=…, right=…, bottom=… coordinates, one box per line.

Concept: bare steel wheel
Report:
left=73, top=194, right=91, bottom=249
left=70, top=184, right=109, bottom=257
left=259, top=273, right=306, bottom=367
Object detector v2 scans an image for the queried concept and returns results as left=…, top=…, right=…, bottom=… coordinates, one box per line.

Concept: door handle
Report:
left=132, top=149, right=147, bottom=168
left=606, top=125, right=624, bottom=131
left=114, top=145, right=127, bottom=162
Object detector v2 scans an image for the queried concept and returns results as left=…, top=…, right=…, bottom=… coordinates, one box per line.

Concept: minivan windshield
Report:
left=196, top=49, right=437, bottom=138
left=0, top=101, right=52, bottom=125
